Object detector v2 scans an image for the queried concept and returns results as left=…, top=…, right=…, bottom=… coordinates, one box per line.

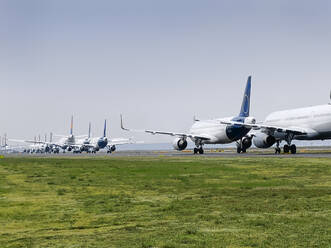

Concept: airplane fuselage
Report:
left=189, top=117, right=251, bottom=144
left=264, top=104, right=331, bottom=140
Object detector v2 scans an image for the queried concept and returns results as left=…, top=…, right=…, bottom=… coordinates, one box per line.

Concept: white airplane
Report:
left=121, top=76, right=256, bottom=154
left=74, top=120, right=138, bottom=154
left=54, top=116, right=76, bottom=151
left=10, top=134, right=58, bottom=153
left=222, top=92, right=331, bottom=154
left=10, top=116, right=82, bottom=153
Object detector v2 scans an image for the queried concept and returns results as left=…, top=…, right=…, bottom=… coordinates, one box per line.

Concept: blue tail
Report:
left=70, top=115, right=73, bottom=135
left=239, top=76, right=251, bottom=117
left=88, top=122, right=91, bottom=139
left=103, top=120, right=107, bottom=138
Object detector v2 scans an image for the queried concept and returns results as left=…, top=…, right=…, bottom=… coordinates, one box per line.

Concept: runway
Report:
left=110, top=148, right=331, bottom=158
left=3, top=147, right=331, bottom=158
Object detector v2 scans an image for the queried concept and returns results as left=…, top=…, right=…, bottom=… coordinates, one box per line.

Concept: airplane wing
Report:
left=8, top=139, right=47, bottom=144
left=220, top=120, right=307, bottom=135
left=109, top=138, right=145, bottom=146
left=120, top=115, right=211, bottom=141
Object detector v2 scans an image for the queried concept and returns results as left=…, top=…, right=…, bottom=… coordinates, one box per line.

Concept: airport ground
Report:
left=4, top=146, right=331, bottom=158
left=0, top=154, right=330, bottom=247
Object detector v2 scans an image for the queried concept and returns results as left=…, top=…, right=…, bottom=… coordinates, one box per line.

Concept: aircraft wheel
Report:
left=194, top=148, right=198, bottom=154
left=237, top=147, right=241, bottom=154
left=290, top=144, right=296, bottom=154
left=275, top=147, right=281, bottom=154
left=198, top=148, right=204, bottom=154
left=283, top=145, right=290, bottom=153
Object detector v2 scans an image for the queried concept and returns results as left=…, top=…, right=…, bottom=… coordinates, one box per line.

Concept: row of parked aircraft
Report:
left=3, top=76, right=331, bottom=155
left=120, top=76, right=331, bottom=154
left=6, top=118, right=138, bottom=154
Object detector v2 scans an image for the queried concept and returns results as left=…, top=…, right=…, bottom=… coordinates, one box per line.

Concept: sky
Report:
left=1, top=0, right=331, bottom=143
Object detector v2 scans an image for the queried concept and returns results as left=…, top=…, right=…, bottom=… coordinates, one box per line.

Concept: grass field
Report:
left=0, top=156, right=330, bottom=248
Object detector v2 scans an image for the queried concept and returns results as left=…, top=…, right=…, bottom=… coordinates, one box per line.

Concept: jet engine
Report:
left=172, top=138, right=188, bottom=151
left=253, top=133, right=276, bottom=148
left=242, top=136, right=252, bottom=149
left=110, top=145, right=116, bottom=152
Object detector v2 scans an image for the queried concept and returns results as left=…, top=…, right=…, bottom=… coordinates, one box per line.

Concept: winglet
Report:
left=239, top=76, right=251, bottom=117
left=120, top=114, right=129, bottom=131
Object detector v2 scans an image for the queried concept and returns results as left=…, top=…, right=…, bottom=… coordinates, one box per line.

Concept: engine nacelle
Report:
left=244, top=117, right=256, bottom=124
left=172, top=138, right=188, bottom=151
left=242, top=136, right=252, bottom=149
left=253, top=133, right=276, bottom=148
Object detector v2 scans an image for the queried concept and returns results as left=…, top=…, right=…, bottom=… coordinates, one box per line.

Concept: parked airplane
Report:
left=54, top=116, right=77, bottom=151
left=75, top=120, right=136, bottom=154
left=222, top=93, right=331, bottom=154
left=11, top=134, right=59, bottom=153
left=121, top=76, right=255, bottom=154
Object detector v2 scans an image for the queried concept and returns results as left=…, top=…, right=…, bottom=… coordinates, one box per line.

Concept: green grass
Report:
left=0, top=156, right=330, bottom=247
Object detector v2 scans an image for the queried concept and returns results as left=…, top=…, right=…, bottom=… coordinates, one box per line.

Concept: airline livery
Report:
left=121, top=76, right=255, bottom=154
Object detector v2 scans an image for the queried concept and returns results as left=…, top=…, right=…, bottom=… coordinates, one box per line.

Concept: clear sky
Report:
left=1, top=0, right=331, bottom=142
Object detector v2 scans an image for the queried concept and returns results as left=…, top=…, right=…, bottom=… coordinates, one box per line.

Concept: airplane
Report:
left=120, top=76, right=256, bottom=154
left=54, top=115, right=77, bottom=151
left=19, top=117, right=81, bottom=153
left=1, top=133, right=30, bottom=153
left=75, top=120, right=137, bottom=154
left=11, top=134, right=59, bottom=153
left=221, top=91, right=331, bottom=154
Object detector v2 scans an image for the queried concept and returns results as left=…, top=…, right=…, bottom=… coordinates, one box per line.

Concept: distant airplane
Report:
left=121, top=76, right=255, bottom=154
left=10, top=133, right=58, bottom=153
left=10, top=116, right=84, bottom=153
left=74, top=120, right=138, bottom=154
left=223, top=91, right=331, bottom=154
left=54, top=115, right=78, bottom=151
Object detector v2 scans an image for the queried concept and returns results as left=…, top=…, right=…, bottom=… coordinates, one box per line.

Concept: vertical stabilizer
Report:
left=70, top=115, right=73, bottom=135
left=239, top=76, right=252, bottom=117
left=103, top=120, right=107, bottom=138
left=88, top=122, right=91, bottom=139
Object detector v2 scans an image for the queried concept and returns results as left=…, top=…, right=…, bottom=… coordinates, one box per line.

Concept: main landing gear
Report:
left=283, top=144, right=296, bottom=154
left=194, top=147, right=204, bottom=154
left=236, top=139, right=247, bottom=154
left=274, top=136, right=297, bottom=154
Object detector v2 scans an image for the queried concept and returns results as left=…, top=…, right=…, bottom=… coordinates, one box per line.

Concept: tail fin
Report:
left=70, top=115, right=73, bottom=135
left=103, top=120, right=107, bottom=138
left=239, top=76, right=251, bottom=117
left=88, top=122, right=91, bottom=139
